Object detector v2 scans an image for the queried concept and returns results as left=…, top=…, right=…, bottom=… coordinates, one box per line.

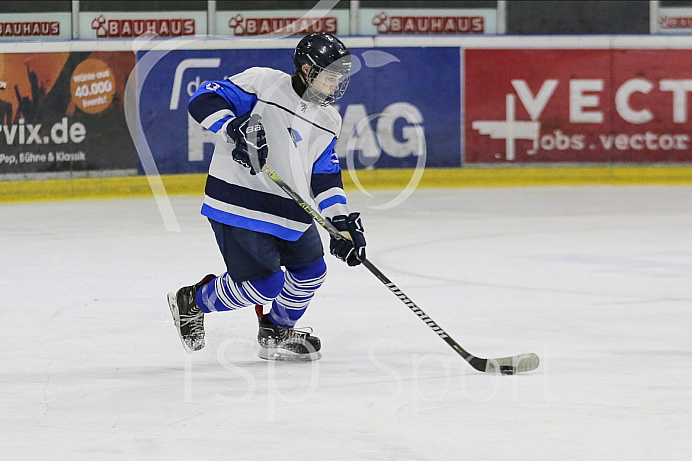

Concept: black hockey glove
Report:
left=227, top=113, right=268, bottom=175
left=328, top=213, right=366, bottom=267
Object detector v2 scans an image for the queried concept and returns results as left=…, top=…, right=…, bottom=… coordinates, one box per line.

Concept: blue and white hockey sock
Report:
left=268, top=258, right=327, bottom=328
left=196, top=271, right=284, bottom=313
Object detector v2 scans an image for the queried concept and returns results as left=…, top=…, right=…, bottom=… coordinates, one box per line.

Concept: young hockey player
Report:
left=167, top=33, right=366, bottom=361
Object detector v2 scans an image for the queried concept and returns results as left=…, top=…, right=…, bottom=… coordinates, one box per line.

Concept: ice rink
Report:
left=2, top=185, right=691, bottom=460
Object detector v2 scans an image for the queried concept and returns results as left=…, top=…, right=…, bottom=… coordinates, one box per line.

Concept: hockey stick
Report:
left=261, top=164, right=539, bottom=374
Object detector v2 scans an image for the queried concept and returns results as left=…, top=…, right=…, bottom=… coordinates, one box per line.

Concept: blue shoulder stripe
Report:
left=188, top=79, right=258, bottom=123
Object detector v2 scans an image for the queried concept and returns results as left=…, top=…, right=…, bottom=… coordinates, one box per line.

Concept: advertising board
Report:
left=215, top=10, right=350, bottom=37
left=0, top=13, right=72, bottom=41
left=655, top=6, right=692, bottom=33
left=137, top=46, right=461, bottom=174
left=0, top=51, right=137, bottom=178
left=79, top=11, right=206, bottom=39
left=359, top=8, right=496, bottom=35
left=465, top=48, right=692, bottom=163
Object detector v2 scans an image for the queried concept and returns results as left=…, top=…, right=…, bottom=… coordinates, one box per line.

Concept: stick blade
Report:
left=484, top=353, right=540, bottom=374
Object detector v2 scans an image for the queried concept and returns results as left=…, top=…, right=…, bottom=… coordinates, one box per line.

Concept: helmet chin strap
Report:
left=291, top=72, right=309, bottom=99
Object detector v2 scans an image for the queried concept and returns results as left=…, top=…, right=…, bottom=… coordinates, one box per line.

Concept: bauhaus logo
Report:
left=227, top=13, right=337, bottom=36
left=90, top=14, right=195, bottom=38
left=371, top=11, right=484, bottom=34
left=0, top=21, right=60, bottom=37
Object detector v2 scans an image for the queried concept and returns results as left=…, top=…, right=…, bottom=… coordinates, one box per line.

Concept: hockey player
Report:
left=167, top=33, right=366, bottom=361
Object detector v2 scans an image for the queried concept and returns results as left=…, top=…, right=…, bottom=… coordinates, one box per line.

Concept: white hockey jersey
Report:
left=188, top=67, right=350, bottom=241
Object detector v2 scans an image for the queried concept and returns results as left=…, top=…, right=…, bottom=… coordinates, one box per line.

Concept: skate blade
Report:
left=167, top=292, right=198, bottom=354
left=258, top=347, right=321, bottom=362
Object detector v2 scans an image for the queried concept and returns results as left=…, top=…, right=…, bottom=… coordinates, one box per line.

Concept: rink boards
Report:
left=2, top=36, right=692, bottom=200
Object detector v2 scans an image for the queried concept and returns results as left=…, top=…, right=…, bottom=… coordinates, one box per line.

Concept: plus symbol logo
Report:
left=471, top=80, right=558, bottom=160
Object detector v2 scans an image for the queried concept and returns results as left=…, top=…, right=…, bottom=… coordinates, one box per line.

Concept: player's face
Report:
left=300, top=63, right=350, bottom=105
left=311, top=70, right=345, bottom=97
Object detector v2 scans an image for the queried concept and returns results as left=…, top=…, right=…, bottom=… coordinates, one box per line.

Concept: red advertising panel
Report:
left=465, top=49, right=692, bottom=163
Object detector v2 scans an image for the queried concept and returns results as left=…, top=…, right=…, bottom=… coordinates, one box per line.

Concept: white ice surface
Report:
left=1, top=186, right=691, bottom=460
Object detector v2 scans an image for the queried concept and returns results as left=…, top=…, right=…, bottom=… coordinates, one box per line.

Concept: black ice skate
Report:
left=255, top=305, right=322, bottom=361
left=168, top=274, right=216, bottom=353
